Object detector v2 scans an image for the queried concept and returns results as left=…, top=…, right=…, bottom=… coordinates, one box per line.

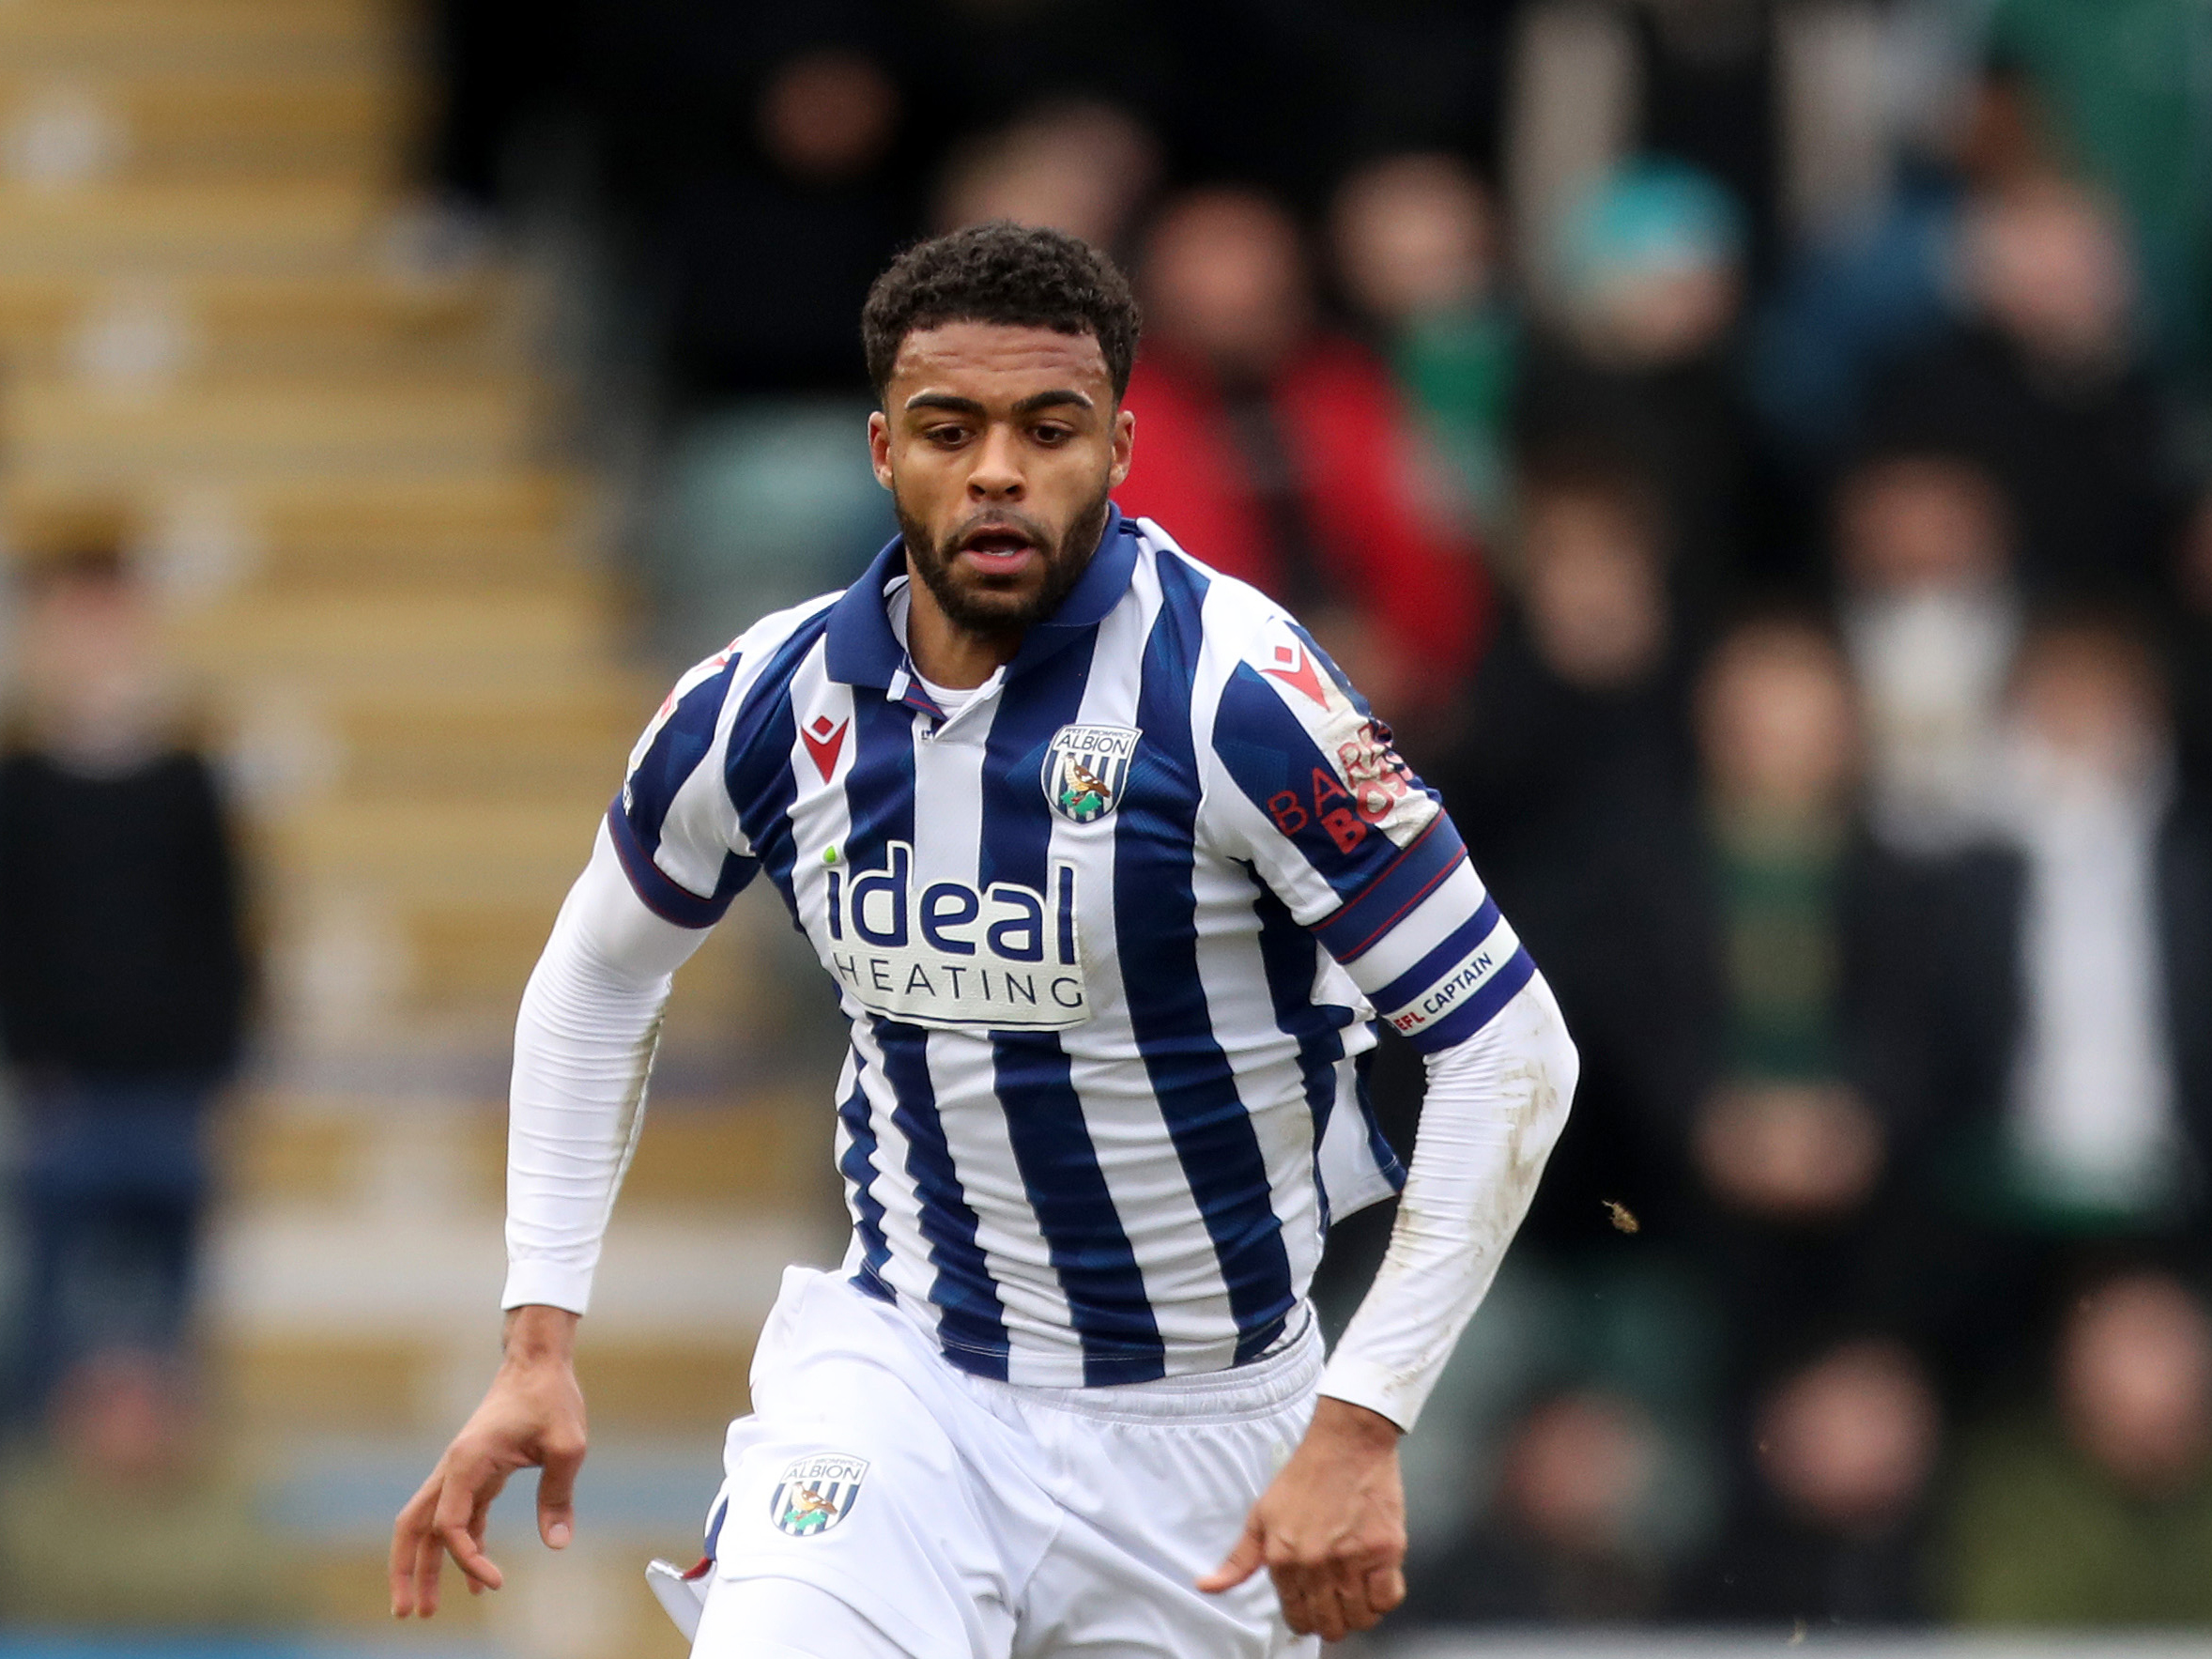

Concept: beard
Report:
left=894, top=484, right=1113, bottom=638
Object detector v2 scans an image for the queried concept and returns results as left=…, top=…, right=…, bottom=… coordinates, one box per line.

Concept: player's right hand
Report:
left=389, top=1304, right=587, bottom=1619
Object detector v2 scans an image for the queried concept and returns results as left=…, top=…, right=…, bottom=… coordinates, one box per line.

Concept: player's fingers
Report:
left=1195, top=1513, right=1267, bottom=1593
left=464, top=1489, right=498, bottom=1595
left=1314, top=1579, right=1359, bottom=1642
left=434, top=1464, right=507, bottom=1591
left=410, top=1525, right=446, bottom=1619
left=1269, top=1561, right=1329, bottom=1640
left=1319, top=1544, right=1401, bottom=1633
left=1363, top=1561, right=1407, bottom=1618
left=536, top=1431, right=587, bottom=1549
left=436, top=1519, right=504, bottom=1593
left=1310, top=1557, right=1373, bottom=1644
left=1262, top=1534, right=1315, bottom=1633
left=408, top=1474, right=458, bottom=1617
left=1267, top=1561, right=1308, bottom=1634
left=1329, top=1566, right=1386, bottom=1635
left=389, top=1475, right=441, bottom=1615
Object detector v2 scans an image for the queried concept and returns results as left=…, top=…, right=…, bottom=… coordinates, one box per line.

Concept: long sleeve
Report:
left=1193, top=604, right=1580, bottom=1427
left=1319, top=972, right=1577, bottom=1431
left=500, top=822, right=712, bottom=1313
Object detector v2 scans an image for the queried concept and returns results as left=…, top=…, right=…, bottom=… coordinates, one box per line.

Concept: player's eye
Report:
left=1031, top=423, right=1072, bottom=446
left=925, top=424, right=971, bottom=447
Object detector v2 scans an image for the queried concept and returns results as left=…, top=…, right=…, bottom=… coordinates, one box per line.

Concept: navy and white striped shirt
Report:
left=610, top=508, right=1534, bottom=1387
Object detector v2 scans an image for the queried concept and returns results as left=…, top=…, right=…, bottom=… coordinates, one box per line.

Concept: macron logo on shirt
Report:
left=1262, top=638, right=1329, bottom=708
left=802, top=715, right=849, bottom=781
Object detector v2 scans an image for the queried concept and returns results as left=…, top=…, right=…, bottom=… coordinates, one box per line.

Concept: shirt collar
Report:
left=824, top=503, right=1138, bottom=692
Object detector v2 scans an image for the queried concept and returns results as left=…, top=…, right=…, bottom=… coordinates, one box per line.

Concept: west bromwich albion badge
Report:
left=1042, top=724, right=1140, bottom=824
left=768, top=1452, right=868, bottom=1537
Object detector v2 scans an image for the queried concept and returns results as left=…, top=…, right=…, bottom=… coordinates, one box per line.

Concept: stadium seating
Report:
left=0, top=4, right=812, bottom=1651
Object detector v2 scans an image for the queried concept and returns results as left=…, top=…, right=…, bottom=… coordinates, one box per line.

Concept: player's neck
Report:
left=903, top=574, right=1022, bottom=690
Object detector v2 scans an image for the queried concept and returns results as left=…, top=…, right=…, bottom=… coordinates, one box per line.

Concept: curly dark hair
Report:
left=860, top=223, right=1142, bottom=403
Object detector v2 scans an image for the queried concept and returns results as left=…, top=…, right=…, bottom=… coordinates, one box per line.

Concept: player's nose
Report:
left=967, top=424, right=1025, bottom=499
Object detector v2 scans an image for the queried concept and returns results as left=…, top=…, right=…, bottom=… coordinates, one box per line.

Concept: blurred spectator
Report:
left=1749, top=170, right=1958, bottom=472
left=1747, top=58, right=2051, bottom=473
left=1860, top=176, right=2187, bottom=604
left=1115, top=187, right=1487, bottom=735
left=1506, top=0, right=1938, bottom=291
left=1834, top=453, right=2020, bottom=854
left=1689, top=618, right=1885, bottom=1225
left=1983, top=0, right=2212, bottom=376
left=1332, top=152, right=1517, bottom=535
left=0, top=546, right=249, bottom=1413
left=631, top=38, right=926, bottom=658
left=653, top=46, right=917, bottom=403
left=1407, top=1389, right=1672, bottom=1622
left=1697, top=1337, right=1943, bottom=1621
left=1682, top=618, right=1952, bottom=1378
left=1513, top=159, right=1770, bottom=606
left=1948, top=1269, right=2212, bottom=1623
left=1506, top=0, right=1778, bottom=280
left=1909, top=620, right=2212, bottom=1390
left=1984, top=621, right=2208, bottom=1226
left=0, top=1347, right=300, bottom=1625
left=933, top=100, right=1161, bottom=254
left=1441, top=453, right=1703, bottom=1247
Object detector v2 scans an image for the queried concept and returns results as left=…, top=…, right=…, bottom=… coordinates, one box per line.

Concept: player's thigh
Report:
left=692, top=1574, right=912, bottom=1659
left=1016, top=1402, right=1320, bottom=1658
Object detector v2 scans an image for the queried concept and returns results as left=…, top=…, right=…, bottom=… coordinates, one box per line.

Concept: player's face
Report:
left=869, top=322, right=1134, bottom=637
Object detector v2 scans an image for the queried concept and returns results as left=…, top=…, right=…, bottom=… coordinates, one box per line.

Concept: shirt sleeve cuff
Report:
left=500, top=1258, right=594, bottom=1316
left=1316, top=1354, right=1426, bottom=1435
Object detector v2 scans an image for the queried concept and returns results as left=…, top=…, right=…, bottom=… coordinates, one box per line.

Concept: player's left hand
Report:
left=1198, top=1394, right=1407, bottom=1641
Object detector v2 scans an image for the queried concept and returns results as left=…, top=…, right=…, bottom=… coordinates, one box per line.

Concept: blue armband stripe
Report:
left=1306, top=815, right=1467, bottom=963
left=1400, top=946, right=1537, bottom=1052
left=1367, top=895, right=1503, bottom=1013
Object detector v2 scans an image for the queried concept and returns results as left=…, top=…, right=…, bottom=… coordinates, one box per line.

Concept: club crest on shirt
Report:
left=768, top=1452, right=868, bottom=1538
left=1041, top=724, right=1140, bottom=824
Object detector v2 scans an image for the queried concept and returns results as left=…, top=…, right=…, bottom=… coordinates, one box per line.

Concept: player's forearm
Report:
left=1320, top=973, right=1576, bottom=1430
left=503, top=824, right=706, bottom=1314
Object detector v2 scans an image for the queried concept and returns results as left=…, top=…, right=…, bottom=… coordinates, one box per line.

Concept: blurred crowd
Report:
left=0, top=532, right=270, bottom=1622
left=0, top=0, right=2204, bottom=1638
left=418, top=0, right=2212, bottom=1634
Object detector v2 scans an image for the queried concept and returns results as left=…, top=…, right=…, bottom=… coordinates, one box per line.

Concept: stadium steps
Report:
left=0, top=6, right=833, bottom=1650
left=4, top=373, right=544, bottom=476
left=0, top=69, right=409, bottom=186
left=0, top=180, right=382, bottom=273
left=0, top=0, right=392, bottom=74
left=6, top=469, right=593, bottom=591
left=168, top=588, right=610, bottom=677
left=0, top=270, right=524, bottom=381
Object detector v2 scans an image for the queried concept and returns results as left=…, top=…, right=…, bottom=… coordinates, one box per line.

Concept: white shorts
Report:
left=685, top=1267, right=1323, bottom=1659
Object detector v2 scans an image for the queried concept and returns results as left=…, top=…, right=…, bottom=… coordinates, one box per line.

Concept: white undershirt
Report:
left=913, top=669, right=992, bottom=719
left=887, top=580, right=1002, bottom=719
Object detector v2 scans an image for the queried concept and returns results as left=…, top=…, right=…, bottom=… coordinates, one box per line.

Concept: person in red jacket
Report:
left=1116, top=188, right=1489, bottom=745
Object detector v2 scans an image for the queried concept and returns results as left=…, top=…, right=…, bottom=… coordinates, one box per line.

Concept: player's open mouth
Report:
left=958, top=528, right=1039, bottom=574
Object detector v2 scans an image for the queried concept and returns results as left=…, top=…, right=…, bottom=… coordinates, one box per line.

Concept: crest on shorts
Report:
left=1042, top=724, right=1141, bottom=824
left=768, top=1452, right=868, bottom=1538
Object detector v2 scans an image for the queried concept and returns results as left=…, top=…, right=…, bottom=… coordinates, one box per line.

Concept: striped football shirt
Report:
left=611, top=506, right=1535, bottom=1387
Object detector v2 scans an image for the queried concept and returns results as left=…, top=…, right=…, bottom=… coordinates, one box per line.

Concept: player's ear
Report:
left=1108, top=407, right=1134, bottom=488
left=868, top=409, right=895, bottom=490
